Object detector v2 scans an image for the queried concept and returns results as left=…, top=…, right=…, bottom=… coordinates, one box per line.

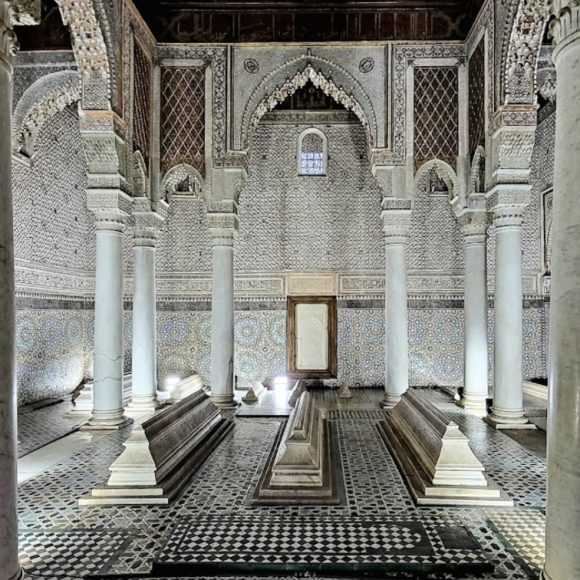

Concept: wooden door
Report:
left=287, top=296, right=337, bottom=379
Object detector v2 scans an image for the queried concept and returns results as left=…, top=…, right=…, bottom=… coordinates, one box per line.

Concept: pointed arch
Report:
left=470, top=146, right=487, bottom=195
left=162, top=164, right=205, bottom=199
left=415, top=159, right=459, bottom=201
left=132, top=151, right=148, bottom=197
left=241, top=56, right=377, bottom=150
left=502, top=0, right=549, bottom=104
left=54, top=0, right=112, bottom=110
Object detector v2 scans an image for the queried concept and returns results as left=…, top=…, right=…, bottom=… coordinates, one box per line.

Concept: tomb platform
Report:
left=251, top=391, right=343, bottom=505
left=378, top=389, right=513, bottom=507
left=79, top=390, right=233, bottom=506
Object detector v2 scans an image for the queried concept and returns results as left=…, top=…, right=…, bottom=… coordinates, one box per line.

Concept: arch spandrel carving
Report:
left=240, top=55, right=377, bottom=151
left=13, top=69, right=80, bottom=159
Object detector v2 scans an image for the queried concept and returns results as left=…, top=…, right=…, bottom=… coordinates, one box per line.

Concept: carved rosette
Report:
left=86, top=189, right=132, bottom=232
left=0, top=1, right=18, bottom=67
left=549, top=0, right=580, bottom=55
left=381, top=199, right=412, bottom=246
left=208, top=201, right=239, bottom=248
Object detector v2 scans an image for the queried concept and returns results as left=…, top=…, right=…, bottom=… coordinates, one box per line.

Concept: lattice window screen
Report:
left=133, top=41, right=151, bottom=165
left=161, top=67, right=206, bottom=176
left=468, top=40, right=486, bottom=158
left=300, top=132, right=325, bottom=175
left=414, top=67, right=459, bottom=170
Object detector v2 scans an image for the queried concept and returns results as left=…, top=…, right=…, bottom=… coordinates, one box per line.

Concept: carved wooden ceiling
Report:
left=133, top=0, right=486, bottom=42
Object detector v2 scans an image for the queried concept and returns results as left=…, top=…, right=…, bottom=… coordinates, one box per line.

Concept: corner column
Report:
left=126, top=199, right=168, bottom=417
left=85, top=191, right=132, bottom=429
left=458, top=209, right=489, bottom=416
left=381, top=200, right=412, bottom=409
left=0, top=5, right=21, bottom=578
left=208, top=204, right=238, bottom=408
left=544, top=3, right=580, bottom=578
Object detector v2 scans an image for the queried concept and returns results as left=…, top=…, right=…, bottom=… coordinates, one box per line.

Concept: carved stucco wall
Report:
left=13, top=105, right=94, bottom=272
left=237, top=119, right=384, bottom=272
left=11, top=50, right=553, bottom=403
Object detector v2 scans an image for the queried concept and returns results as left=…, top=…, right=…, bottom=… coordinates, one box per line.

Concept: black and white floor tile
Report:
left=17, top=388, right=547, bottom=579
left=18, top=399, right=84, bottom=457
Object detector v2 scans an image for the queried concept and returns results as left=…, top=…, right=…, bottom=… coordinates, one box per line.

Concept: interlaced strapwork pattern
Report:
left=414, top=67, right=459, bottom=170
left=161, top=67, right=206, bottom=176
left=133, top=42, right=152, bottom=165
left=469, top=40, right=486, bottom=158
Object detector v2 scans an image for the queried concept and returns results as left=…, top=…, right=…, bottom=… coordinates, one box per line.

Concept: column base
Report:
left=81, top=409, right=133, bottom=431
left=381, top=393, right=402, bottom=410
left=484, top=407, right=536, bottom=430
left=211, top=394, right=239, bottom=409
left=541, top=568, right=553, bottom=580
left=456, top=393, right=488, bottom=417
left=125, top=396, right=162, bottom=419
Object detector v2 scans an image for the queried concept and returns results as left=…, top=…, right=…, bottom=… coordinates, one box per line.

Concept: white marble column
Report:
left=459, top=214, right=489, bottom=416
left=0, top=6, right=20, bottom=578
left=487, top=207, right=532, bottom=428
left=85, top=193, right=132, bottom=430
left=382, top=203, right=412, bottom=409
left=126, top=200, right=167, bottom=417
left=544, top=3, right=580, bottom=578
left=208, top=210, right=238, bottom=408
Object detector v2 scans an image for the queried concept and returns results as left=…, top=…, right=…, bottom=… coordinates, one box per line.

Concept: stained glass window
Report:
left=299, top=130, right=326, bottom=175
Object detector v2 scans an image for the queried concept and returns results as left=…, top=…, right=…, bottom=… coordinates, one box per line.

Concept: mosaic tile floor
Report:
left=18, top=398, right=84, bottom=458
left=17, top=388, right=547, bottom=579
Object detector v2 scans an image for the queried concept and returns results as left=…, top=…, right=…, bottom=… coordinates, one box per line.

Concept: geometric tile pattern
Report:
left=19, top=528, right=128, bottom=577
left=486, top=509, right=546, bottom=575
left=161, top=66, right=205, bottom=176
left=18, top=399, right=84, bottom=458
left=469, top=39, right=486, bottom=158
left=414, top=67, right=459, bottom=170
left=15, top=309, right=93, bottom=405
left=17, top=388, right=546, bottom=579
left=133, top=41, right=152, bottom=165
left=446, top=410, right=547, bottom=508
left=156, top=515, right=494, bottom=573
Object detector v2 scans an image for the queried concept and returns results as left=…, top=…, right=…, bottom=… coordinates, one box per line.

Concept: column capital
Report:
left=458, top=210, right=489, bottom=240
left=208, top=202, right=239, bottom=248
left=132, top=198, right=168, bottom=247
left=492, top=205, right=525, bottom=229
left=488, top=109, right=536, bottom=205
left=86, top=189, right=132, bottom=232
left=381, top=199, right=412, bottom=245
left=550, top=0, right=580, bottom=58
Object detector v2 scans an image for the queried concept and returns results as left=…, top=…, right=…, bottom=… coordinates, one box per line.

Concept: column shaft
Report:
left=383, top=242, right=409, bottom=407
left=86, top=224, right=129, bottom=428
left=128, top=238, right=159, bottom=415
left=381, top=205, right=412, bottom=409
left=461, top=230, right=488, bottom=415
left=0, top=31, right=22, bottom=580
left=544, top=12, right=580, bottom=579
left=488, top=212, right=529, bottom=427
left=210, top=237, right=236, bottom=407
